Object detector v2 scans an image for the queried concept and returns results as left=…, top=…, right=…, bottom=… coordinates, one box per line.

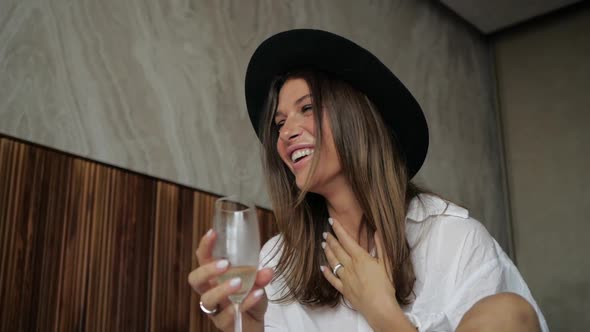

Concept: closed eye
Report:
left=274, top=104, right=312, bottom=132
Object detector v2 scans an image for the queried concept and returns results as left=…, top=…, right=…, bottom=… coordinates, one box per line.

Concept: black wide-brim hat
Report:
left=245, top=29, right=429, bottom=179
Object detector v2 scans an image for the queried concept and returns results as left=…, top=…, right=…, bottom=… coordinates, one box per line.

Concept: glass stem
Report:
left=234, top=302, right=242, bottom=332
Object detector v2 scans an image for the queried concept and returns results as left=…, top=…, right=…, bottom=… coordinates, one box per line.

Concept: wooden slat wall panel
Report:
left=0, top=135, right=278, bottom=331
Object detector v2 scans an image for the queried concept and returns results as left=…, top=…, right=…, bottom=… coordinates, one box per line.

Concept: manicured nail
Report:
left=328, top=218, right=334, bottom=226
left=206, top=229, right=214, bottom=237
left=229, top=277, right=241, bottom=287
left=216, top=259, right=229, bottom=270
left=253, top=289, right=264, bottom=298
left=321, top=242, right=326, bottom=249
left=320, top=265, right=325, bottom=272
left=322, top=232, right=328, bottom=240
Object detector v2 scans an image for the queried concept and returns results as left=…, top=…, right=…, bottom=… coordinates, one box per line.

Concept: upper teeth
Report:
left=291, top=148, right=314, bottom=162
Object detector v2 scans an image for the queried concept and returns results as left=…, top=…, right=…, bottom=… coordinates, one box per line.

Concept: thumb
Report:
left=241, top=268, right=274, bottom=319
left=254, top=267, right=274, bottom=287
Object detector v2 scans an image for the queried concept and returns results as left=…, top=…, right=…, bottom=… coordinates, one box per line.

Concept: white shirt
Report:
left=259, top=194, right=549, bottom=332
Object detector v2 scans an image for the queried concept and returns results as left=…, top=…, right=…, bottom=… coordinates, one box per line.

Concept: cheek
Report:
left=301, top=115, right=316, bottom=136
left=308, top=119, right=316, bottom=134
left=276, top=141, right=294, bottom=169
left=276, top=141, right=287, bottom=160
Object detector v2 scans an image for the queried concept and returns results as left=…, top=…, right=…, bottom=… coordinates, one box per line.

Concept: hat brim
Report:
left=245, top=29, right=428, bottom=179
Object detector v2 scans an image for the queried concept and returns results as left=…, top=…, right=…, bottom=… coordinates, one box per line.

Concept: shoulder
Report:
left=407, top=195, right=499, bottom=267
left=430, top=211, right=495, bottom=254
left=259, top=234, right=284, bottom=269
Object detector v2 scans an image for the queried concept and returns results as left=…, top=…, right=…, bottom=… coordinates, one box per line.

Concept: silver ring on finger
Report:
left=332, top=263, right=344, bottom=278
left=199, top=300, right=219, bottom=316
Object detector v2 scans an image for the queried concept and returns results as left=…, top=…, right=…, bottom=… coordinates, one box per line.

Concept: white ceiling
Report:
left=439, top=0, right=581, bottom=34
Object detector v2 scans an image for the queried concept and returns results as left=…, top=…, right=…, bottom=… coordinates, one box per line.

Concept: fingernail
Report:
left=320, top=265, right=325, bottom=272
left=328, top=218, right=334, bottom=226
left=206, top=229, right=214, bottom=237
left=253, top=289, right=264, bottom=298
left=322, top=232, right=328, bottom=240
left=321, top=242, right=326, bottom=249
left=230, top=277, right=241, bottom=287
left=216, top=259, right=229, bottom=270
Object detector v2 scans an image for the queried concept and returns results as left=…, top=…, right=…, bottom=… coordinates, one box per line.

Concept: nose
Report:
left=279, top=116, right=302, bottom=141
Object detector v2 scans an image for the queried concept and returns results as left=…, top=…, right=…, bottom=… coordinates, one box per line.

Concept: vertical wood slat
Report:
left=0, top=135, right=278, bottom=331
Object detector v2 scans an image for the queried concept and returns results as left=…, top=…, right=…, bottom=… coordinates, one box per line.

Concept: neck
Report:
left=318, top=177, right=369, bottom=250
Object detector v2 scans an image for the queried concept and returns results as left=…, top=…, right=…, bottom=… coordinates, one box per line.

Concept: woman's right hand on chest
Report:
left=188, top=229, right=274, bottom=332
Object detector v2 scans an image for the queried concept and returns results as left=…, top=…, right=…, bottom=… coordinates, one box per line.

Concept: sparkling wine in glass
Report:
left=212, top=196, right=260, bottom=332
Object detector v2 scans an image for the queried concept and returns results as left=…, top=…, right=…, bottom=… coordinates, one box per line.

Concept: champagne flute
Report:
left=212, top=196, right=260, bottom=332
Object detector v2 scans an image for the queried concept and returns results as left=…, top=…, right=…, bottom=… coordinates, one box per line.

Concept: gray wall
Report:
left=0, top=1, right=510, bottom=250
left=494, top=7, right=590, bottom=331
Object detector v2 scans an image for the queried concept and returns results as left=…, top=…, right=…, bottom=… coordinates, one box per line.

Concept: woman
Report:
left=188, top=29, right=548, bottom=332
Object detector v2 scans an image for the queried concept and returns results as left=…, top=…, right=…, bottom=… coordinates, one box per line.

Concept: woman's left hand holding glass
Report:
left=320, top=218, right=416, bottom=332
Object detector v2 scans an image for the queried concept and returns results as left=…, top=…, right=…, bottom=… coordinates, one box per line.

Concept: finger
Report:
left=239, top=268, right=273, bottom=309
left=239, top=287, right=267, bottom=312
left=239, top=268, right=274, bottom=317
left=323, top=232, right=351, bottom=267
left=209, top=303, right=235, bottom=331
left=329, top=218, right=366, bottom=257
left=253, top=267, right=274, bottom=287
left=320, top=265, right=343, bottom=292
left=322, top=240, right=349, bottom=280
left=200, top=277, right=243, bottom=313
left=187, top=259, right=230, bottom=294
left=196, top=229, right=216, bottom=265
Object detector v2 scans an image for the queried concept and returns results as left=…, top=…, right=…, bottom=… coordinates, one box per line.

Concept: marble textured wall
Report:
left=0, top=1, right=510, bottom=250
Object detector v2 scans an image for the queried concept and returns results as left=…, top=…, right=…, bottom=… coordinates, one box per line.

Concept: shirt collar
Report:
left=406, top=194, right=469, bottom=222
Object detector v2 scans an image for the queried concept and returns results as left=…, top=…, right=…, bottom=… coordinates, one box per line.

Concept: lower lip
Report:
left=292, top=154, right=312, bottom=171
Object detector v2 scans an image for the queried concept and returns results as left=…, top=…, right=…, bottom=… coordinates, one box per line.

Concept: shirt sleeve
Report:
left=444, top=239, right=549, bottom=332
left=404, top=311, right=453, bottom=331
left=407, top=216, right=548, bottom=332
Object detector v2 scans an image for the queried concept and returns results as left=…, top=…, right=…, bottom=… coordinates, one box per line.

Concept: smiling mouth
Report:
left=291, top=148, right=314, bottom=164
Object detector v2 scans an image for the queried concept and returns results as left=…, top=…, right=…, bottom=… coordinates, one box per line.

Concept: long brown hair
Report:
left=259, top=70, right=424, bottom=307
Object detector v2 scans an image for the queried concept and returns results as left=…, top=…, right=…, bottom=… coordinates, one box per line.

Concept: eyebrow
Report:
left=274, top=94, right=312, bottom=119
